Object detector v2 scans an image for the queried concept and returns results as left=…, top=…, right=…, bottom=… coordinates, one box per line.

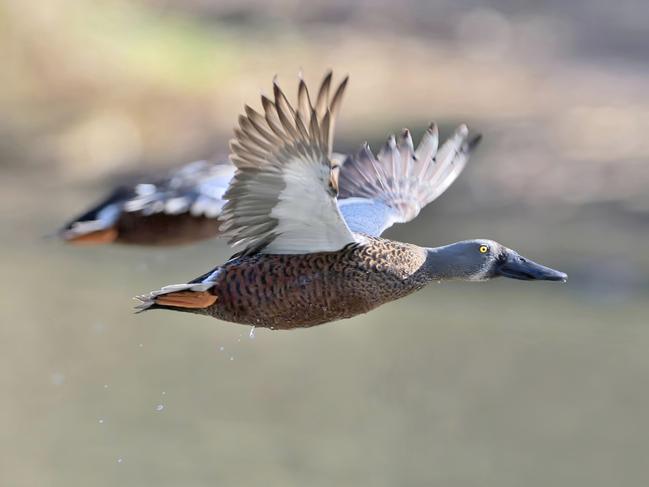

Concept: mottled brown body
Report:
left=193, top=237, right=431, bottom=329
left=114, top=212, right=221, bottom=246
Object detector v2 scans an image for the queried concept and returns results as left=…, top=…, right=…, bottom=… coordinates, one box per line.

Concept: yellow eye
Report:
left=479, top=245, right=489, bottom=254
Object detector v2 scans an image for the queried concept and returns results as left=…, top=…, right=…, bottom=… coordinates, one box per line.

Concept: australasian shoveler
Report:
left=59, top=160, right=234, bottom=246
left=132, top=72, right=567, bottom=329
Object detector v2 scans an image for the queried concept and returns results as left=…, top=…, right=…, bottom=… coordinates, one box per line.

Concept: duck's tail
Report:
left=135, top=267, right=222, bottom=313
left=59, top=186, right=132, bottom=244
left=134, top=282, right=218, bottom=313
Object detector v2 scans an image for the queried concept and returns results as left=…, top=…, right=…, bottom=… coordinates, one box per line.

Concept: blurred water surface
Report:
left=1, top=0, right=649, bottom=486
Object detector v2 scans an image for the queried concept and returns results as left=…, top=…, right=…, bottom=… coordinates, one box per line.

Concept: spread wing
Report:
left=123, top=160, right=234, bottom=218
left=219, top=72, right=357, bottom=255
left=337, top=124, right=481, bottom=237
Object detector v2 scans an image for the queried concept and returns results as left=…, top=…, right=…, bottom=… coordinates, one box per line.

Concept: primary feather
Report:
left=220, top=72, right=357, bottom=255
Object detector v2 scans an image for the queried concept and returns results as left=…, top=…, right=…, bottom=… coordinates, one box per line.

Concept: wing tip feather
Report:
left=468, top=133, right=483, bottom=152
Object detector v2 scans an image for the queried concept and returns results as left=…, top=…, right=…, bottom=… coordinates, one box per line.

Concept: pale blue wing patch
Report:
left=337, top=197, right=399, bottom=237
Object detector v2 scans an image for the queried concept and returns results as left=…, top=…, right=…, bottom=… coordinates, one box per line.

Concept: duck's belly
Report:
left=210, top=259, right=381, bottom=328
left=205, top=241, right=428, bottom=329
left=116, top=212, right=221, bottom=245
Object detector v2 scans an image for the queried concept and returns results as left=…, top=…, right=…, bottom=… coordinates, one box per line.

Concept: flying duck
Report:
left=134, top=72, right=567, bottom=329
left=59, top=160, right=234, bottom=245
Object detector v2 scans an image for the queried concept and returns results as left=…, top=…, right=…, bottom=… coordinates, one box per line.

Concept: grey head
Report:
left=424, top=239, right=567, bottom=282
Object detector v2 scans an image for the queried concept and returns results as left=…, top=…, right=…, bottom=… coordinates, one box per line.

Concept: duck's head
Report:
left=426, top=239, right=567, bottom=282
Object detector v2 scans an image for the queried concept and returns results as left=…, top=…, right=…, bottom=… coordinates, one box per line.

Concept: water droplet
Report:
left=219, top=346, right=225, bottom=352
left=92, top=322, right=106, bottom=334
left=98, top=418, right=105, bottom=424
left=229, top=356, right=234, bottom=361
left=51, top=372, right=65, bottom=386
left=155, top=404, right=164, bottom=412
left=437, top=280, right=441, bottom=284
left=138, top=343, right=144, bottom=348
left=103, top=384, right=109, bottom=389
left=161, top=391, right=166, bottom=396
left=249, top=327, right=256, bottom=339
left=117, top=458, right=124, bottom=464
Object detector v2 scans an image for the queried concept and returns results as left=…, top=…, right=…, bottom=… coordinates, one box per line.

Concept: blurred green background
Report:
left=2, top=0, right=649, bottom=485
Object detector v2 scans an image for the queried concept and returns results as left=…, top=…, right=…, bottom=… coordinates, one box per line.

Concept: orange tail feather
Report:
left=66, top=228, right=118, bottom=245
left=154, top=290, right=217, bottom=309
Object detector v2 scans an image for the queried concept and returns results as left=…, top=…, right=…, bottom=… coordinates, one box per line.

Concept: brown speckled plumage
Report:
left=156, top=237, right=429, bottom=329
left=113, top=212, right=221, bottom=246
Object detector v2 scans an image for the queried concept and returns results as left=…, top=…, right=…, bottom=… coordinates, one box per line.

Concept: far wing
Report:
left=337, top=124, right=481, bottom=237
left=220, top=72, right=357, bottom=255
